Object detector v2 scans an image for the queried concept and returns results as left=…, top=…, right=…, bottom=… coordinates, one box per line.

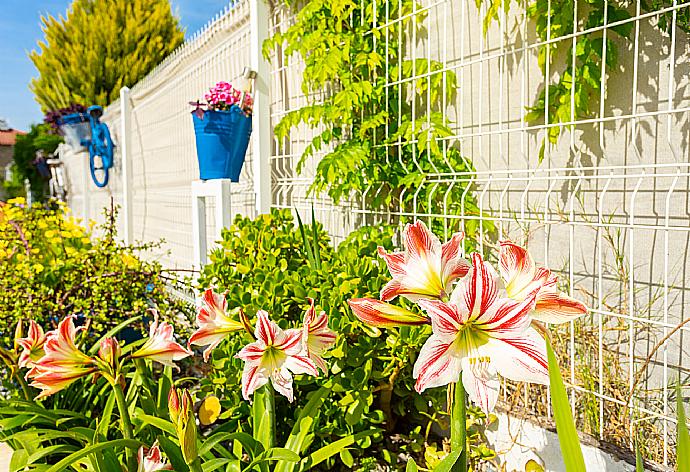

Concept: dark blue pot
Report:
left=192, top=107, right=252, bottom=182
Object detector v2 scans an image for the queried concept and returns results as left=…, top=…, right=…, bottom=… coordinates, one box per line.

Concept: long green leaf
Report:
left=87, top=315, right=142, bottom=355
left=277, top=386, right=331, bottom=472
left=434, top=450, right=462, bottom=472
left=677, top=383, right=689, bottom=472
left=243, top=447, right=300, bottom=472
left=635, top=440, right=644, bottom=472
left=546, top=341, right=586, bottom=472
left=405, top=458, right=419, bottom=471
left=299, top=429, right=378, bottom=470
left=44, top=439, right=142, bottom=472
left=295, top=209, right=315, bottom=267
left=253, top=385, right=276, bottom=451
left=203, top=458, right=234, bottom=472
left=310, top=205, right=321, bottom=270
left=95, top=392, right=116, bottom=440
left=133, top=410, right=176, bottom=436
left=200, top=432, right=260, bottom=457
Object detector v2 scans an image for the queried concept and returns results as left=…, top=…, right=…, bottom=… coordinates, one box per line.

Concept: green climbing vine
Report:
left=480, top=0, right=690, bottom=161
left=265, top=0, right=488, bottom=240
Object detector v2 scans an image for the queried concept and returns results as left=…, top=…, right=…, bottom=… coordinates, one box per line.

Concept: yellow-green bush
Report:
left=30, top=0, right=184, bottom=111
left=0, top=198, right=186, bottom=344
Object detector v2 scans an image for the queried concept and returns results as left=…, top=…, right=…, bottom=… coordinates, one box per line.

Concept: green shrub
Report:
left=0, top=198, right=187, bottom=347
left=197, top=209, right=457, bottom=469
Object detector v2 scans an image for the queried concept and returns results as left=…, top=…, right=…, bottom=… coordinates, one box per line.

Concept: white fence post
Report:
left=250, top=0, right=271, bottom=215
left=191, top=179, right=232, bottom=273
left=120, top=87, right=133, bottom=244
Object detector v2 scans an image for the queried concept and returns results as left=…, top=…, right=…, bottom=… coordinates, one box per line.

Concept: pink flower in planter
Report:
left=348, top=298, right=430, bottom=328
left=137, top=441, right=173, bottom=472
left=189, top=289, right=246, bottom=361
left=299, top=299, right=336, bottom=373
left=378, top=221, right=470, bottom=302
left=27, top=316, right=97, bottom=399
left=499, top=241, right=588, bottom=324
left=130, top=313, right=192, bottom=368
left=413, top=253, right=549, bottom=413
left=17, top=320, right=47, bottom=369
left=236, top=311, right=318, bottom=402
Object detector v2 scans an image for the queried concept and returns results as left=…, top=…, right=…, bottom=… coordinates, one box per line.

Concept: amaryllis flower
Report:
left=378, top=221, right=470, bottom=302
left=499, top=241, right=587, bottom=324
left=137, top=441, right=173, bottom=472
left=130, top=314, right=192, bottom=368
left=236, top=311, right=318, bottom=402
left=189, top=289, right=245, bottom=361
left=348, top=298, right=429, bottom=328
left=27, top=316, right=97, bottom=399
left=299, top=299, right=336, bottom=373
left=413, top=253, right=549, bottom=413
left=17, top=320, right=47, bottom=369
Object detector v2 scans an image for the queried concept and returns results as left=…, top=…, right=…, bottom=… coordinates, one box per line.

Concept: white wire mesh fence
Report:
left=268, top=0, right=690, bottom=467
left=57, top=0, right=690, bottom=467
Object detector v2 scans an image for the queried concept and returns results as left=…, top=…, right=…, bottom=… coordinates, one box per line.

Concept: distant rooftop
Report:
left=0, top=129, right=26, bottom=146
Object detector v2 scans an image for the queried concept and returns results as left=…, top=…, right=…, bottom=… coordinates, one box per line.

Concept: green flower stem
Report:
left=14, top=372, right=31, bottom=401
left=112, top=381, right=135, bottom=468
left=253, top=384, right=276, bottom=450
left=188, top=458, right=204, bottom=472
left=450, top=381, right=467, bottom=472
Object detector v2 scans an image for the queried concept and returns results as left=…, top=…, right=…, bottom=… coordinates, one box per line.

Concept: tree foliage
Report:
left=30, top=0, right=185, bottom=111
left=12, top=124, right=63, bottom=201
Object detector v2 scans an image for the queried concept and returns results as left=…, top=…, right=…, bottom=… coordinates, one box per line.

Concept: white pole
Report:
left=120, top=87, right=133, bottom=244
left=250, top=0, right=271, bottom=215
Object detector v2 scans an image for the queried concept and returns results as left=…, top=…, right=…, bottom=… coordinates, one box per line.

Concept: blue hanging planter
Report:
left=192, top=106, right=252, bottom=182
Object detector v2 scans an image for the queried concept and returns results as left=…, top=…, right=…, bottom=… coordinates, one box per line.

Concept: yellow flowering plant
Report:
left=0, top=198, right=188, bottom=349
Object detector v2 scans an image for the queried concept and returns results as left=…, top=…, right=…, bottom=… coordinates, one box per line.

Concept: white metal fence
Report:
left=62, top=0, right=690, bottom=468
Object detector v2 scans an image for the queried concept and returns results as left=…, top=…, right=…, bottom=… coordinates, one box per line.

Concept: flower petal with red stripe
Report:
left=131, top=313, right=192, bottom=368
left=378, top=221, right=469, bottom=302
left=236, top=311, right=318, bottom=402
left=189, top=289, right=245, bottom=361
left=499, top=241, right=587, bottom=324
left=412, top=252, right=549, bottom=413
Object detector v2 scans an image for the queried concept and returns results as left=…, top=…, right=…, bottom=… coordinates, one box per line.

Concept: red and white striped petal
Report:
left=236, top=341, right=266, bottom=363
left=348, top=298, right=430, bottom=328
left=534, top=291, right=588, bottom=324
left=475, top=294, right=535, bottom=338
left=441, top=232, right=471, bottom=285
left=189, top=289, right=244, bottom=361
left=378, top=221, right=446, bottom=301
left=461, top=359, right=500, bottom=414
left=302, top=300, right=336, bottom=373
left=416, top=299, right=464, bottom=340
left=487, top=327, right=549, bottom=385
left=271, top=368, right=294, bottom=402
left=451, top=253, right=499, bottom=320
left=17, top=320, right=46, bottom=369
left=499, top=241, right=537, bottom=298
left=413, top=335, right=462, bottom=393
left=241, top=363, right=269, bottom=400
left=284, top=355, right=319, bottom=377
left=255, top=311, right=277, bottom=345
left=405, top=220, right=442, bottom=261
left=131, top=317, right=192, bottom=368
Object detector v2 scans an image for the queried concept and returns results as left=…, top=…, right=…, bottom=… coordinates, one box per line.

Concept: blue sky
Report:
left=0, top=0, right=229, bottom=131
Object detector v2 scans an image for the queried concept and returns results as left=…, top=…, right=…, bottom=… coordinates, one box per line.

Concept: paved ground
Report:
left=0, top=442, right=10, bottom=472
